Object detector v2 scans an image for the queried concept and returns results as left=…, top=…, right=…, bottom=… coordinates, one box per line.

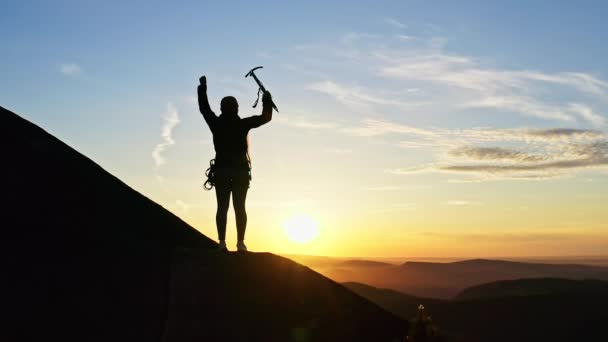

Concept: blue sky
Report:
left=2, top=0, right=608, bottom=256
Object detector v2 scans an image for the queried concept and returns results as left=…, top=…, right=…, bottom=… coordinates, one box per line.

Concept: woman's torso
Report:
left=212, top=115, right=250, bottom=170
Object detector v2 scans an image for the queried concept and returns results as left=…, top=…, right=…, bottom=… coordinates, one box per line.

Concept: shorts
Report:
left=214, top=167, right=251, bottom=189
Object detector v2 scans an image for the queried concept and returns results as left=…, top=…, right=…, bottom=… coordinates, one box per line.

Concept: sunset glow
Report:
left=283, top=214, right=320, bottom=244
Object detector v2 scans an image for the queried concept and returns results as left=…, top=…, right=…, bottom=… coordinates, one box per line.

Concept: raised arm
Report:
left=197, top=76, right=217, bottom=128
left=243, top=91, right=273, bottom=129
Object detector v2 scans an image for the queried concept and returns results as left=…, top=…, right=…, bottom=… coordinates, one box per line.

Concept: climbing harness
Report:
left=203, top=154, right=252, bottom=191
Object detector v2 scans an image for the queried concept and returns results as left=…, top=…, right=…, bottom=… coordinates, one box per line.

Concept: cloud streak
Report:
left=396, top=141, right=608, bottom=180
left=417, top=231, right=608, bottom=243
left=291, top=31, right=608, bottom=181
left=384, top=18, right=406, bottom=29
left=152, top=102, right=180, bottom=167
left=441, top=142, right=608, bottom=173
left=60, top=63, right=82, bottom=76
left=344, top=120, right=605, bottom=145
left=307, top=81, right=421, bottom=109
left=376, top=121, right=608, bottom=180
left=444, top=200, right=483, bottom=206
left=448, top=146, right=547, bottom=163
left=279, top=116, right=336, bottom=130
left=341, top=118, right=438, bottom=137
left=378, top=53, right=608, bottom=125
left=302, top=33, right=607, bottom=126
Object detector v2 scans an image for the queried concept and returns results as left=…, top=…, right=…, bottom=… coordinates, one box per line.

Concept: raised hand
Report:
left=198, top=76, right=207, bottom=93
left=198, top=75, right=214, bottom=117
left=262, top=90, right=272, bottom=104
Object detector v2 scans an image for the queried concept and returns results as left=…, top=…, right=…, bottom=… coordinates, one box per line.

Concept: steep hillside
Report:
left=166, top=250, right=407, bottom=341
left=0, top=106, right=407, bottom=341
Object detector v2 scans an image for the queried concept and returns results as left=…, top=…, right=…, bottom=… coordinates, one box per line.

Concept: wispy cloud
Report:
left=439, top=142, right=608, bottom=176
left=456, top=127, right=605, bottom=143
left=60, top=63, right=82, bottom=76
left=308, top=44, right=607, bottom=125
left=380, top=54, right=608, bottom=123
left=568, top=103, right=606, bottom=128
left=366, top=185, right=431, bottom=191
left=290, top=31, right=608, bottom=181
left=392, top=141, right=608, bottom=181
left=308, top=81, right=419, bottom=109
left=396, top=34, right=416, bottom=41
left=276, top=114, right=336, bottom=130
left=343, top=120, right=605, bottom=145
left=379, top=122, right=608, bottom=180
left=341, top=118, right=437, bottom=137
left=466, top=96, right=575, bottom=122
left=417, top=231, right=608, bottom=244
left=152, top=102, right=180, bottom=167
left=294, top=30, right=608, bottom=119
left=384, top=18, right=406, bottom=29
left=341, top=32, right=380, bottom=45
left=444, top=200, right=483, bottom=206
left=380, top=54, right=608, bottom=97
left=448, top=146, right=547, bottom=163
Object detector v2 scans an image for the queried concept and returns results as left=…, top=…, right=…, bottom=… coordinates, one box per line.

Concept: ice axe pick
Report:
left=245, top=66, right=279, bottom=113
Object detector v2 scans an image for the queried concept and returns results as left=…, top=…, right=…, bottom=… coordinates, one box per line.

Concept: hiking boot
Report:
left=236, top=241, right=248, bottom=253
left=217, top=240, right=228, bottom=252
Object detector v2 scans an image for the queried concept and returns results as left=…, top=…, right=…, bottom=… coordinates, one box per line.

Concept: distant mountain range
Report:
left=288, top=254, right=608, bottom=298
left=454, top=277, right=608, bottom=300
left=1, top=105, right=407, bottom=341
left=346, top=278, right=608, bottom=342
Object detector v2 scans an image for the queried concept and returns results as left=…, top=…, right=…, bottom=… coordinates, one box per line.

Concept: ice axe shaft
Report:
left=245, top=66, right=279, bottom=112
left=247, top=67, right=267, bottom=92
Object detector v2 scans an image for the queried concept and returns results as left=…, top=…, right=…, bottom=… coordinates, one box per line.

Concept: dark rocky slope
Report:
left=0, top=106, right=407, bottom=341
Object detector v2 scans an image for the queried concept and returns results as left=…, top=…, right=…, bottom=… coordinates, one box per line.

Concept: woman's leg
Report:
left=215, top=182, right=231, bottom=241
left=232, top=178, right=249, bottom=242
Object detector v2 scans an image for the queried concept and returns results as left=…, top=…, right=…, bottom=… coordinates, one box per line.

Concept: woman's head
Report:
left=220, top=96, right=239, bottom=116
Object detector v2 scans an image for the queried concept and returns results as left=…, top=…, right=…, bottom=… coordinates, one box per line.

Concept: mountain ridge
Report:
left=454, top=277, right=608, bottom=301
left=292, top=254, right=608, bottom=298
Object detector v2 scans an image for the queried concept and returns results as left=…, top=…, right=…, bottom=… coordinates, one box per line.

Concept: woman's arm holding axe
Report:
left=243, top=91, right=273, bottom=129
left=260, top=91, right=273, bottom=125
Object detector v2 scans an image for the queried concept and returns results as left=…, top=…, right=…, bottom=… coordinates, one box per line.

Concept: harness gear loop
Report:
left=203, top=159, right=216, bottom=191
left=246, top=151, right=252, bottom=181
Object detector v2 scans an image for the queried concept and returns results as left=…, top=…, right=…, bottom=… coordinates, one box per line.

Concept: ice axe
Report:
left=245, top=66, right=279, bottom=113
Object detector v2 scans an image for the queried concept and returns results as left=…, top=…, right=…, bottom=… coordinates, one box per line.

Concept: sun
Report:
left=283, top=214, right=320, bottom=244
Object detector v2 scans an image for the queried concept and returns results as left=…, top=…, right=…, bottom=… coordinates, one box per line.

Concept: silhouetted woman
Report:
left=198, top=76, right=273, bottom=252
